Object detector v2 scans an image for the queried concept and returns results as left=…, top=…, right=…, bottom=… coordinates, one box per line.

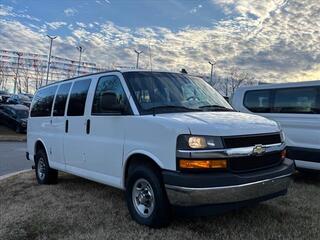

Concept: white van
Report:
left=27, top=70, right=293, bottom=227
left=232, top=81, right=320, bottom=172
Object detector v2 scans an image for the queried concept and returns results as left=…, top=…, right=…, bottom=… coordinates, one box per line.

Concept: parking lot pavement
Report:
left=0, top=125, right=26, bottom=141
left=0, top=141, right=33, bottom=176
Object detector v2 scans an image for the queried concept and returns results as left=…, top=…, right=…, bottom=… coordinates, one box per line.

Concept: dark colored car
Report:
left=20, top=93, right=34, bottom=101
left=0, top=104, right=29, bottom=133
left=6, top=94, right=31, bottom=107
left=0, top=90, right=11, bottom=104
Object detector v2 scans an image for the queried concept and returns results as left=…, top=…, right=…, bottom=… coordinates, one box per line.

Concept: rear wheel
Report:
left=35, top=149, right=58, bottom=184
left=125, top=164, right=171, bottom=228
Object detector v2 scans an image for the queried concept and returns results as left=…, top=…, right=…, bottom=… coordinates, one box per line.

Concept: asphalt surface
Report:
left=0, top=141, right=33, bottom=176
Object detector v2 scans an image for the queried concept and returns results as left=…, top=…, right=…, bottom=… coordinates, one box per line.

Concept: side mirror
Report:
left=100, top=92, right=125, bottom=113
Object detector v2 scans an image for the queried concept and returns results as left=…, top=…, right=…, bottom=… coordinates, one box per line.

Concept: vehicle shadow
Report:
left=292, top=171, right=320, bottom=186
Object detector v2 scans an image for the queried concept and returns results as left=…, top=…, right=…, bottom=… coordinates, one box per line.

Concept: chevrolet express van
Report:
left=232, top=81, right=320, bottom=172
left=27, top=70, right=294, bottom=227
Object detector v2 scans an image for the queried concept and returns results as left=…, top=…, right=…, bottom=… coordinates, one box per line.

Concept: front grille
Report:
left=223, top=133, right=281, bottom=148
left=229, top=152, right=282, bottom=173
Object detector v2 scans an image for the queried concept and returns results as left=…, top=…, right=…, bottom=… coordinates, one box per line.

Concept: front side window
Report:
left=53, top=83, right=72, bottom=116
left=67, top=79, right=91, bottom=116
left=244, top=90, right=272, bottom=113
left=31, top=85, right=57, bottom=117
left=273, top=87, right=319, bottom=114
left=123, top=72, right=232, bottom=114
left=92, top=75, right=130, bottom=114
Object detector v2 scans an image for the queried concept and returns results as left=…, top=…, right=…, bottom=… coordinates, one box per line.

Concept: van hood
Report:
left=155, top=111, right=280, bottom=136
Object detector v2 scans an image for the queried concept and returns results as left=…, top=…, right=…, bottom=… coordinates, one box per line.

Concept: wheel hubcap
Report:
left=37, top=157, right=46, bottom=180
left=132, top=178, right=155, bottom=218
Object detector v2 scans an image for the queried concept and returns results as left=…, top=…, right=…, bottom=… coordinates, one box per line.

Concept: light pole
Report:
left=14, top=52, right=23, bottom=94
left=208, top=59, right=216, bottom=86
left=45, top=35, right=57, bottom=85
left=77, top=46, right=85, bottom=76
left=134, top=49, right=143, bottom=69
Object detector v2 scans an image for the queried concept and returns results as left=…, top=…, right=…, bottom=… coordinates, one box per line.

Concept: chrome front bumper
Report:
left=165, top=173, right=291, bottom=206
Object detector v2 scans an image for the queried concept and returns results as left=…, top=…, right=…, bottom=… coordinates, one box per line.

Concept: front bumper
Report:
left=164, top=158, right=294, bottom=206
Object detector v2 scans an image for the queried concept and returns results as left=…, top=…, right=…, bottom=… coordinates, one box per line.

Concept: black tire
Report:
left=35, top=149, right=58, bottom=184
left=125, top=163, right=171, bottom=228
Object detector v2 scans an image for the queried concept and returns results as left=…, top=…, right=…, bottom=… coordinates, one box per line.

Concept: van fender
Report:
left=34, top=138, right=51, bottom=163
left=122, top=149, right=164, bottom=188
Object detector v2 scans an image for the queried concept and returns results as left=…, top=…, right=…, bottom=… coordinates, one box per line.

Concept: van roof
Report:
left=39, top=69, right=188, bottom=89
left=237, top=80, right=320, bottom=92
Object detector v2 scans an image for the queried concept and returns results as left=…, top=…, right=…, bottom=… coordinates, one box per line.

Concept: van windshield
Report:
left=123, top=72, right=233, bottom=114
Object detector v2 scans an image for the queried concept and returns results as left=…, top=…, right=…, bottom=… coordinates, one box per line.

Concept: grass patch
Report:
left=0, top=171, right=319, bottom=240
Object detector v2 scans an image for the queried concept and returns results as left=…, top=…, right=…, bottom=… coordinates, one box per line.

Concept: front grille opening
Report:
left=229, top=152, right=282, bottom=173
left=223, top=133, right=281, bottom=148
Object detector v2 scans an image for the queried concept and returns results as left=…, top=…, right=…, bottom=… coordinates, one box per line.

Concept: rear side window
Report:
left=31, top=85, right=57, bottom=117
left=244, top=90, right=272, bottom=113
left=67, top=79, right=91, bottom=116
left=53, top=83, right=72, bottom=116
left=273, top=87, right=319, bottom=114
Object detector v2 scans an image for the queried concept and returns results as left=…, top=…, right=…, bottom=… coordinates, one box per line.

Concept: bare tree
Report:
left=212, top=67, right=256, bottom=97
left=224, top=67, right=255, bottom=96
left=33, top=61, right=46, bottom=89
left=33, top=59, right=40, bottom=90
left=0, top=61, right=6, bottom=89
left=21, top=67, right=30, bottom=93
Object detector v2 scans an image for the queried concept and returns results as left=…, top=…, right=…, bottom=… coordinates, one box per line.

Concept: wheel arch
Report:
left=34, top=139, right=49, bottom=159
left=123, top=151, right=164, bottom=189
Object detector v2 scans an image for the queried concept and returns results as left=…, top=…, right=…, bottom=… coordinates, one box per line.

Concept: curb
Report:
left=0, top=169, right=32, bottom=181
left=0, top=137, right=27, bottom=142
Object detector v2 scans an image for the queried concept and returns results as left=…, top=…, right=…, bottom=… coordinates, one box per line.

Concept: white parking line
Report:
left=0, top=169, right=32, bottom=181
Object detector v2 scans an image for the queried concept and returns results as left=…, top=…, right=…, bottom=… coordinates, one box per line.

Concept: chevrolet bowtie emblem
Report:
left=252, top=144, right=266, bottom=155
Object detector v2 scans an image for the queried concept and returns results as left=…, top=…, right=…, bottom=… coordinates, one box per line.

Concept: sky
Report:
left=0, top=0, right=320, bottom=83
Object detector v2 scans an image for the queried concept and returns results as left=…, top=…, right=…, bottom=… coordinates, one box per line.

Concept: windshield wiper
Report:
left=145, top=105, right=199, bottom=114
left=198, top=105, right=235, bottom=111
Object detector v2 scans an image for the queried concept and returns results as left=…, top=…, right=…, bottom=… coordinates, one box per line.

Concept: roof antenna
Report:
left=181, top=68, right=188, bottom=74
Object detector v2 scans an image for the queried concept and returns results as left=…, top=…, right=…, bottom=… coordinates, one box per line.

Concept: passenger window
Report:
left=30, top=85, right=57, bottom=117
left=92, top=75, right=130, bottom=114
left=53, top=83, right=72, bottom=116
left=273, top=87, right=319, bottom=114
left=244, top=90, right=272, bottom=113
left=67, top=79, right=91, bottom=116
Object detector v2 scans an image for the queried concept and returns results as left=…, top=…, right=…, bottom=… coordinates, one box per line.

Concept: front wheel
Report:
left=125, top=164, right=171, bottom=228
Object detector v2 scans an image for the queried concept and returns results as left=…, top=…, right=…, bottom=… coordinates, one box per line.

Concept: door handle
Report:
left=65, top=120, right=69, bottom=133
left=86, top=119, right=90, bottom=134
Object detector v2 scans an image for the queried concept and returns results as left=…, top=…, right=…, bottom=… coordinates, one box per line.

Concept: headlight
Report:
left=177, top=135, right=224, bottom=150
left=188, top=136, right=207, bottom=149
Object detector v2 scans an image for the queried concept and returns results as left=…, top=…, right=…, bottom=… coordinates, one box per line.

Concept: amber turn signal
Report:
left=281, top=150, right=287, bottom=160
left=179, top=159, right=227, bottom=169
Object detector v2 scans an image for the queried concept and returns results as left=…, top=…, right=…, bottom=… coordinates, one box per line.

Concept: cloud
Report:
left=0, top=0, right=319, bottom=84
left=64, top=8, right=77, bottom=17
left=46, top=21, right=67, bottom=30
left=96, top=0, right=111, bottom=5
left=0, top=4, right=13, bottom=16
left=0, top=4, right=40, bottom=21
left=76, top=22, right=87, bottom=28
left=189, top=4, right=202, bottom=14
